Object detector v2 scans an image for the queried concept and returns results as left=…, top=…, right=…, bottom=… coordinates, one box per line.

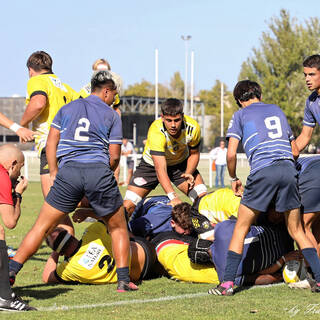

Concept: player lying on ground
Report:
left=42, top=221, right=158, bottom=285
left=9, top=70, right=136, bottom=292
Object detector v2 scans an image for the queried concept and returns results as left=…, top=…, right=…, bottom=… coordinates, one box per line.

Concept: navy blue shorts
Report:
left=46, top=162, right=123, bottom=217
left=241, top=160, right=300, bottom=212
left=299, top=161, right=320, bottom=214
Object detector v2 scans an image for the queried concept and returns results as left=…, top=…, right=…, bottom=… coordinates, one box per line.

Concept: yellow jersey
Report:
left=55, top=222, right=118, bottom=284
left=26, top=73, right=79, bottom=154
left=143, top=115, right=201, bottom=166
left=198, top=188, right=240, bottom=224
left=156, top=239, right=218, bottom=284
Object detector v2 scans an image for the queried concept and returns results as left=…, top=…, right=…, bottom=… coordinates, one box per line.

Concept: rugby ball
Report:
left=282, top=260, right=307, bottom=283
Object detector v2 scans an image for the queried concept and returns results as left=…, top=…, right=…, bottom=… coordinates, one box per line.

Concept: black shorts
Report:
left=129, top=158, right=200, bottom=190
left=241, top=160, right=300, bottom=213
left=40, top=148, right=49, bottom=175
left=127, top=159, right=134, bottom=170
left=299, top=161, right=320, bottom=214
left=46, top=162, right=123, bottom=217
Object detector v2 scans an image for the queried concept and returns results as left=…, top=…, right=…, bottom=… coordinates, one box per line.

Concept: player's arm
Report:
left=42, top=252, right=60, bottom=283
left=46, top=127, right=60, bottom=182
left=152, top=154, right=181, bottom=205
left=20, top=95, right=47, bottom=127
left=181, top=147, right=200, bottom=189
left=290, top=140, right=299, bottom=160
left=296, top=125, right=314, bottom=152
left=0, top=112, right=35, bottom=143
left=109, top=144, right=121, bottom=171
left=227, top=137, right=243, bottom=197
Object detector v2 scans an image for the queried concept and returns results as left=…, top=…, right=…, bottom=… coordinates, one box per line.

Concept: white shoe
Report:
left=288, top=279, right=311, bottom=289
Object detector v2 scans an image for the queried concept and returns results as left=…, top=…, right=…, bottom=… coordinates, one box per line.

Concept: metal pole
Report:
left=190, top=50, right=194, bottom=117
left=155, top=49, right=159, bottom=119
left=181, top=35, right=191, bottom=115
left=220, top=82, right=224, bottom=137
left=133, top=123, right=137, bottom=146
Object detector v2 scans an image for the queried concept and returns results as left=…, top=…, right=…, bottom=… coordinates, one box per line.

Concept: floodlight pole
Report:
left=220, top=82, right=224, bottom=137
left=155, top=48, right=159, bottom=119
left=190, top=50, right=194, bottom=117
left=181, top=35, right=191, bottom=115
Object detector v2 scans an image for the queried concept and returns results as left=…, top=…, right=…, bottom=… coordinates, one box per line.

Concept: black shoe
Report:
left=117, top=281, right=138, bottom=292
left=0, top=293, right=36, bottom=311
left=208, top=282, right=234, bottom=296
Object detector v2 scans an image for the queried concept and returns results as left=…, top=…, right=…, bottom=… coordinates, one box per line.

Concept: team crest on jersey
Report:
left=134, top=177, right=147, bottom=186
left=50, top=77, right=67, bottom=92
left=78, top=242, right=104, bottom=270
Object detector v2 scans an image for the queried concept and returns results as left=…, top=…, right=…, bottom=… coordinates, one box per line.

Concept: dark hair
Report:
left=303, top=55, right=320, bottom=71
left=172, top=202, right=193, bottom=232
left=27, top=51, right=53, bottom=72
left=161, top=98, right=183, bottom=116
left=233, top=80, right=262, bottom=107
left=91, top=70, right=116, bottom=92
left=46, top=228, right=73, bottom=255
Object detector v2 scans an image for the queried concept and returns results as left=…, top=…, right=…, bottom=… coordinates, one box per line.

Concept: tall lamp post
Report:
left=181, top=35, right=191, bottom=115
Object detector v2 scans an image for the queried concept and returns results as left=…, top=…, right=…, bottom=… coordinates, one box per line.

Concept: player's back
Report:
left=228, top=102, right=294, bottom=173
left=52, top=95, right=122, bottom=167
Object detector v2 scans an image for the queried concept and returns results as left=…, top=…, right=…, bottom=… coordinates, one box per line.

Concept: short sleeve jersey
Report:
left=0, top=165, right=13, bottom=206
left=79, top=83, right=91, bottom=98
left=227, top=102, right=294, bottom=174
left=303, top=92, right=320, bottom=128
left=51, top=95, right=122, bottom=167
left=55, top=222, right=118, bottom=284
left=295, top=155, right=320, bottom=175
left=198, top=188, right=240, bottom=224
left=143, top=115, right=201, bottom=166
left=26, top=73, right=79, bottom=155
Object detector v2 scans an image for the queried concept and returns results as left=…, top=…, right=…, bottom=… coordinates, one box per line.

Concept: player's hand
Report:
left=14, top=176, right=28, bottom=194
left=232, top=179, right=243, bottom=197
left=72, top=209, right=93, bottom=223
left=16, top=127, right=35, bottom=143
left=49, top=169, right=58, bottom=187
left=181, top=173, right=195, bottom=190
left=168, top=197, right=182, bottom=207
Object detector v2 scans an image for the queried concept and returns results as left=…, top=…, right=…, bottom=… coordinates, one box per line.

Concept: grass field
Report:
left=3, top=182, right=320, bottom=319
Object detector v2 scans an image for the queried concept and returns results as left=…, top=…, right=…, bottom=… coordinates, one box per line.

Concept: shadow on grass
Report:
left=14, top=284, right=73, bottom=300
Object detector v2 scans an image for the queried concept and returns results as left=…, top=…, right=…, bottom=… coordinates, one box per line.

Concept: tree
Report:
left=170, top=72, right=184, bottom=99
left=239, top=9, right=320, bottom=140
left=123, top=80, right=154, bottom=97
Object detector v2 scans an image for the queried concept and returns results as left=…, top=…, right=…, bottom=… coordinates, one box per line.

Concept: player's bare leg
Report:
left=303, top=212, right=320, bottom=255
left=123, top=185, right=150, bottom=216
left=41, top=173, right=74, bottom=235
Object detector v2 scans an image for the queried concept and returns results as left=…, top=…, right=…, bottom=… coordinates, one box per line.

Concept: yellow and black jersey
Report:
left=142, top=115, right=201, bottom=166
left=26, top=73, right=79, bottom=154
left=55, top=222, right=118, bottom=284
left=197, top=188, right=240, bottom=224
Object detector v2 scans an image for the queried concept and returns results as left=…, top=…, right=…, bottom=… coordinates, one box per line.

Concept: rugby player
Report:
left=42, top=222, right=156, bottom=285
left=123, top=98, right=207, bottom=215
left=210, top=80, right=320, bottom=295
left=9, top=71, right=137, bottom=292
left=296, top=55, right=320, bottom=151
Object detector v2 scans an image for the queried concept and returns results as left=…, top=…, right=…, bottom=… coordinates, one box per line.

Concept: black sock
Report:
left=0, top=240, right=13, bottom=300
left=302, top=247, right=320, bottom=283
left=8, top=259, right=23, bottom=274
left=223, top=250, right=242, bottom=282
left=116, top=267, right=130, bottom=283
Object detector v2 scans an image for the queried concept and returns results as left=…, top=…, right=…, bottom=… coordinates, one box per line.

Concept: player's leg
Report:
left=311, top=214, right=320, bottom=254
left=303, top=212, right=319, bottom=255
left=215, top=165, right=220, bottom=187
left=123, top=185, right=150, bottom=216
left=285, top=209, right=320, bottom=291
left=221, top=165, right=226, bottom=188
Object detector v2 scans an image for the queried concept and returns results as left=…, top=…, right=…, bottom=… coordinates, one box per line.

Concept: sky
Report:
left=0, top=0, right=319, bottom=97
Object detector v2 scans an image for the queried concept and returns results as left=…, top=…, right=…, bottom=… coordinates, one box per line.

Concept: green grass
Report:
left=4, top=182, right=318, bottom=319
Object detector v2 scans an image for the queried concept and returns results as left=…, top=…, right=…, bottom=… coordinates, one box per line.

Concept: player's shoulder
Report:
left=307, top=91, right=319, bottom=104
left=184, top=115, right=199, bottom=127
left=148, top=118, right=164, bottom=133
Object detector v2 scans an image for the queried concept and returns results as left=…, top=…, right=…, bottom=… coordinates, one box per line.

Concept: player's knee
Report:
left=188, top=184, right=207, bottom=202
left=124, top=190, right=142, bottom=211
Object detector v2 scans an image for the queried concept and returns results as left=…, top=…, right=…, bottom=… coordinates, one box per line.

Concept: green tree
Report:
left=199, top=80, right=237, bottom=145
left=239, top=9, right=320, bottom=139
left=170, top=72, right=184, bottom=99
left=123, top=80, right=154, bottom=97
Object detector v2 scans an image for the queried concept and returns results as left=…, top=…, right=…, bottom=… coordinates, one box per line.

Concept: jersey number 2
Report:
left=264, top=116, right=282, bottom=139
left=74, top=118, right=90, bottom=141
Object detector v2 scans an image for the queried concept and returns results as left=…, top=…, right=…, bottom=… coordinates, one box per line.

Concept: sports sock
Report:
left=8, top=259, right=23, bottom=274
left=223, top=250, right=242, bottom=282
left=116, top=267, right=130, bottom=283
left=0, top=240, right=13, bottom=300
left=302, top=247, right=320, bottom=283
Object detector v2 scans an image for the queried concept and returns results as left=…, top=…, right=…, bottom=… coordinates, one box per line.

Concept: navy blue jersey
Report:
left=210, top=220, right=293, bottom=286
left=296, top=155, right=320, bottom=174
left=227, top=102, right=294, bottom=174
left=51, top=95, right=122, bottom=167
left=303, top=92, right=320, bottom=128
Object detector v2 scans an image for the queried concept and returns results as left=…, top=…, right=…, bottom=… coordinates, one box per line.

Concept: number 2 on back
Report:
left=264, top=116, right=282, bottom=139
left=74, top=118, right=90, bottom=141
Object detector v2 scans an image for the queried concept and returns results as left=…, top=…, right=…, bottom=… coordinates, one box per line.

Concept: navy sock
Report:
left=302, top=248, right=320, bottom=283
left=116, top=267, right=130, bottom=283
left=8, top=259, right=23, bottom=275
left=0, top=240, right=13, bottom=300
left=223, top=250, right=242, bottom=282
